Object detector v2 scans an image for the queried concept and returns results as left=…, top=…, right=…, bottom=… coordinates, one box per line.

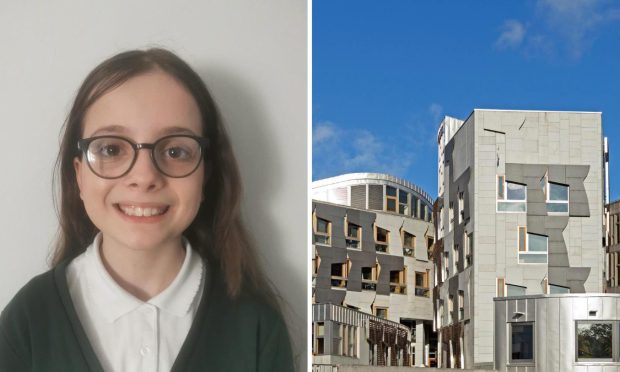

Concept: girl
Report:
left=0, top=49, right=293, bottom=371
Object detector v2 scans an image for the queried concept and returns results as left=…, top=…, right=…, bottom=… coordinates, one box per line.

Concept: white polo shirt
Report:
left=66, top=233, right=205, bottom=372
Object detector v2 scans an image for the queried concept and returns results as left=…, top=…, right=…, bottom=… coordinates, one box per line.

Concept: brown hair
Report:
left=52, top=48, right=275, bottom=302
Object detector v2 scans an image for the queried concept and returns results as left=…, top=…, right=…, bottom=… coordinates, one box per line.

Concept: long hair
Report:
left=52, top=48, right=274, bottom=302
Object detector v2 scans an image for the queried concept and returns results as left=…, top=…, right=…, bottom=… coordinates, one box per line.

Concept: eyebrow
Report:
left=89, top=125, right=200, bottom=137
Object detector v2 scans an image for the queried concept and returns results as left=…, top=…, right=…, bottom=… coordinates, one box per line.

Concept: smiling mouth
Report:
left=115, top=204, right=169, bottom=217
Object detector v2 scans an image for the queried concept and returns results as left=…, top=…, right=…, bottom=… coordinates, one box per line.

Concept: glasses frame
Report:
left=77, top=134, right=209, bottom=179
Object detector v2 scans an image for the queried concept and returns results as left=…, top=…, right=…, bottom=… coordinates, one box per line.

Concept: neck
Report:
left=98, top=235, right=186, bottom=301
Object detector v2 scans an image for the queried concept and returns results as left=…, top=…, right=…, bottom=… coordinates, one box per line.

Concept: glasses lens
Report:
left=154, top=136, right=202, bottom=177
left=86, top=137, right=134, bottom=178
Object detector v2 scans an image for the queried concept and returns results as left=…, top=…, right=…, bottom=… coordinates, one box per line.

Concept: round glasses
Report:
left=77, top=135, right=209, bottom=179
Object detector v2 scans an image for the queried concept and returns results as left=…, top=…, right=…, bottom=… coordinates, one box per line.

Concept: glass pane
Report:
left=506, top=182, right=526, bottom=201
left=518, top=228, right=526, bottom=252
left=386, top=186, right=396, bottom=196
left=315, top=235, right=329, bottom=245
left=498, top=202, right=526, bottom=212
left=399, top=190, right=407, bottom=202
left=361, top=267, right=372, bottom=280
left=547, top=202, right=568, bottom=213
left=498, top=176, right=504, bottom=199
left=317, top=218, right=329, bottom=233
left=348, top=224, right=359, bottom=238
left=507, top=284, right=526, bottom=296
left=577, top=323, right=612, bottom=359
left=549, top=285, right=570, bottom=294
left=387, top=199, right=396, bottom=211
left=528, top=234, right=547, bottom=252
left=511, top=323, right=534, bottom=360
left=376, top=227, right=388, bottom=243
left=549, top=182, right=568, bottom=201
left=518, top=253, right=548, bottom=264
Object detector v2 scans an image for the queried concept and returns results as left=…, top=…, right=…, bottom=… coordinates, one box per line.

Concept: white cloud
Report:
left=495, top=20, right=526, bottom=49
left=313, top=121, right=338, bottom=145
left=429, top=103, right=443, bottom=122
left=495, top=0, right=620, bottom=59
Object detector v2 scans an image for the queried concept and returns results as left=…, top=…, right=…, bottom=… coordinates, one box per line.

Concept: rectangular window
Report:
left=438, top=300, right=444, bottom=328
left=374, top=306, right=388, bottom=319
left=314, top=322, right=325, bottom=355
left=443, top=251, right=450, bottom=280
left=449, top=202, right=454, bottom=231
left=386, top=186, right=397, bottom=212
left=313, top=214, right=331, bottom=246
left=547, top=182, right=569, bottom=214
left=427, top=236, right=435, bottom=260
left=510, top=323, right=534, bottom=363
left=449, top=294, right=454, bottom=323
left=507, top=284, right=526, bottom=296
left=464, top=232, right=472, bottom=267
left=458, top=290, right=464, bottom=320
left=454, top=243, right=459, bottom=272
left=549, top=284, right=570, bottom=294
left=402, top=230, right=415, bottom=257
left=497, top=177, right=527, bottom=212
left=331, top=260, right=350, bottom=288
left=375, top=225, right=389, bottom=253
left=576, top=321, right=613, bottom=361
left=399, top=189, right=409, bottom=215
left=415, top=271, right=429, bottom=297
left=458, top=191, right=465, bottom=224
left=361, top=265, right=378, bottom=291
left=345, top=218, right=361, bottom=249
left=519, top=233, right=548, bottom=264
left=312, top=255, right=321, bottom=277
left=389, top=267, right=407, bottom=294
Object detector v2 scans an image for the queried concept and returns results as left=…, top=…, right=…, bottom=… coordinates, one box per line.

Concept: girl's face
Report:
left=73, top=70, right=205, bottom=252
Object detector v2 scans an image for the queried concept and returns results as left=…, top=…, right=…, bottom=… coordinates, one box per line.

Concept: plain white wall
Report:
left=0, top=0, right=307, bottom=369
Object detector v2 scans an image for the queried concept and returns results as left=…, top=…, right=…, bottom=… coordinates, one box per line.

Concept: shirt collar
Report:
left=85, top=233, right=204, bottom=322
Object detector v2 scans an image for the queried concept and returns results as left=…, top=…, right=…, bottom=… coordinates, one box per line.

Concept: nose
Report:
left=124, top=148, right=164, bottom=191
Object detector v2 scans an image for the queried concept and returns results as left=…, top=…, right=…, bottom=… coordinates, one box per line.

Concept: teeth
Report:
left=119, top=205, right=166, bottom=217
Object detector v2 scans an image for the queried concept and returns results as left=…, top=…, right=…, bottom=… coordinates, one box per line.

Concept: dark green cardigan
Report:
left=0, top=259, right=294, bottom=372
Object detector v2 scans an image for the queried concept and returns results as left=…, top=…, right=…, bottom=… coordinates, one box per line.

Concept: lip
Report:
left=114, top=203, right=170, bottom=223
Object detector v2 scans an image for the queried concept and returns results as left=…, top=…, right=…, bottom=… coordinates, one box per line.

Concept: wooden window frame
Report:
left=415, top=270, right=430, bottom=297
left=458, top=290, right=465, bottom=320
left=389, top=266, right=407, bottom=295
left=497, top=277, right=505, bottom=297
left=402, top=230, right=415, bottom=257
left=344, top=216, right=361, bottom=249
left=386, top=185, right=397, bottom=212
left=313, top=212, right=332, bottom=246
left=374, top=305, right=388, bottom=319
left=374, top=224, right=389, bottom=253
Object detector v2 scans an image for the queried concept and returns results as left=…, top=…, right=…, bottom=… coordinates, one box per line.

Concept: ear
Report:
left=73, top=157, right=84, bottom=200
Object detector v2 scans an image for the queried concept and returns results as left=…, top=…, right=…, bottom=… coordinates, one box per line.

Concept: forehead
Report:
left=82, top=70, right=203, bottom=138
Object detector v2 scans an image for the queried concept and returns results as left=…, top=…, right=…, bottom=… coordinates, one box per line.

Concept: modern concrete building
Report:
left=605, top=199, right=620, bottom=293
left=434, top=109, right=606, bottom=369
left=311, top=173, right=436, bottom=367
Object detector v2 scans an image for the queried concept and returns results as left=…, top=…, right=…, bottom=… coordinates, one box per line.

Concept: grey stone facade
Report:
left=312, top=174, right=436, bottom=367
left=435, top=110, right=605, bottom=369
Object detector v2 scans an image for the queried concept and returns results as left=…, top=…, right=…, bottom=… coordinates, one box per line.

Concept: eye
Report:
left=99, top=144, right=122, bottom=157
left=163, top=146, right=191, bottom=160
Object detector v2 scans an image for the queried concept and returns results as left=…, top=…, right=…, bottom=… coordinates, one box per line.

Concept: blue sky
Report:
left=313, top=0, right=620, bottom=201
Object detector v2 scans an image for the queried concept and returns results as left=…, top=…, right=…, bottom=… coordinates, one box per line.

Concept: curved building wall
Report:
left=495, top=294, right=620, bottom=371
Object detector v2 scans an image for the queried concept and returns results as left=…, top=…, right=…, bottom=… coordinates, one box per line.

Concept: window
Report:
left=314, top=322, right=325, bottom=355
left=458, top=290, right=464, bottom=320
left=547, top=182, right=569, bottom=214
left=438, top=300, right=444, bottom=328
left=507, top=284, right=526, bottom=296
left=453, top=243, right=459, bottom=273
left=402, top=230, right=415, bottom=257
left=449, top=202, right=454, bottom=231
left=399, top=189, right=409, bottom=215
left=344, top=325, right=357, bottom=357
left=386, top=186, right=397, bottom=212
left=510, top=323, right=534, bottom=363
left=458, top=191, right=465, bottom=224
left=415, top=271, right=429, bottom=297
left=427, top=236, right=435, bottom=259
left=439, top=206, right=444, bottom=237
left=361, top=264, right=378, bottom=291
left=443, top=251, right=449, bottom=280
left=345, top=218, right=361, bottom=249
left=497, top=176, right=527, bottom=212
left=313, top=214, right=331, bottom=246
left=375, top=225, right=389, bottom=253
left=576, top=321, right=612, bottom=361
left=374, top=306, right=388, bottom=319
left=549, top=284, right=570, bottom=294
left=449, top=295, right=455, bottom=323
left=389, top=267, right=407, bottom=294
left=312, top=255, right=321, bottom=284
left=464, top=232, right=472, bottom=267
left=518, top=227, right=548, bottom=264
left=331, top=261, right=350, bottom=288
